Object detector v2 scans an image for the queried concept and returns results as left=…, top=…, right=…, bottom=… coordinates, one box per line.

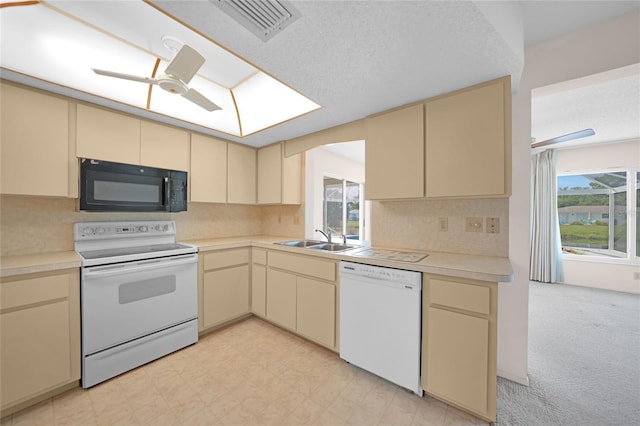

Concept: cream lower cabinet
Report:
left=251, top=248, right=267, bottom=317
left=1, top=269, right=80, bottom=416
left=266, top=268, right=297, bottom=330
left=200, top=249, right=250, bottom=331
left=265, top=250, right=338, bottom=351
left=422, top=275, right=497, bottom=423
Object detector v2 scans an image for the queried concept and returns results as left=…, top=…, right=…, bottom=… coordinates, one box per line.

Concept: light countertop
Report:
left=1, top=236, right=514, bottom=283
left=188, top=235, right=514, bottom=283
left=0, top=251, right=81, bottom=278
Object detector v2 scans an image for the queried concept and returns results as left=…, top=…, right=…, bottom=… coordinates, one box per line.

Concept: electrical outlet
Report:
left=634, top=272, right=640, bottom=280
left=486, top=217, right=500, bottom=234
left=438, top=217, right=448, bottom=232
left=293, top=216, right=300, bottom=225
left=465, top=217, right=483, bottom=232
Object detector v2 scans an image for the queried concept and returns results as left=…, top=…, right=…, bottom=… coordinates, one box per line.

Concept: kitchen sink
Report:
left=275, top=240, right=325, bottom=248
left=274, top=240, right=359, bottom=252
left=306, top=243, right=359, bottom=252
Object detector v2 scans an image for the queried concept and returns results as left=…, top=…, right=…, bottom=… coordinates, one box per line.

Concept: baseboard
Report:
left=498, top=369, right=530, bottom=386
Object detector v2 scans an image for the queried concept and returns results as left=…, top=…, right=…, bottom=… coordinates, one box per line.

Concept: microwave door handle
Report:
left=164, top=176, right=170, bottom=211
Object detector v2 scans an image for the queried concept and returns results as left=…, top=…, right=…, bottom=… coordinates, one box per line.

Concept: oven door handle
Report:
left=83, top=255, right=197, bottom=278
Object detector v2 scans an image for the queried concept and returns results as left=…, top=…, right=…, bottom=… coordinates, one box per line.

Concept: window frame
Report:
left=557, top=167, right=639, bottom=265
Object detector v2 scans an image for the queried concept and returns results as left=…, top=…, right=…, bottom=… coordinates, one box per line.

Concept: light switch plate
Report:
left=465, top=217, right=483, bottom=232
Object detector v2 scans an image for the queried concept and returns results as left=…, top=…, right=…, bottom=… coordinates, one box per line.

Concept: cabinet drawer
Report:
left=252, top=248, right=267, bottom=265
left=268, top=251, right=336, bottom=282
left=203, top=248, right=249, bottom=270
left=1, top=274, right=70, bottom=311
left=430, top=279, right=490, bottom=315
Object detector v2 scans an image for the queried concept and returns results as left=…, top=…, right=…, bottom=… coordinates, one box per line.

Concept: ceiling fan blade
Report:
left=164, top=44, right=205, bottom=84
left=182, top=88, right=221, bottom=112
left=92, top=68, right=158, bottom=85
left=531, top=128, right=595, bottom=148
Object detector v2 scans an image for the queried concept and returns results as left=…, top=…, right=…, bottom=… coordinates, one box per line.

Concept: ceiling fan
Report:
left=92, top=44, right=221, bottom=112
left=531, top=128, right=595, bottom=149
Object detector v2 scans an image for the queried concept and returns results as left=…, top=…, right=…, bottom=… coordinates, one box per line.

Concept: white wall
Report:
left=304, top=146, right=366, bottom=240
left=504, top=10, right=640, bottom=385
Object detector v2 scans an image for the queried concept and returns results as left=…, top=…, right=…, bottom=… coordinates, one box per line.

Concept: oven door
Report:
left=81, top=254, right=197, bottom=355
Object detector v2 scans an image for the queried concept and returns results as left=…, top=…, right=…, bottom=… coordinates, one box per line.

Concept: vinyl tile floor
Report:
left=1, top=317, right=487, bottom=426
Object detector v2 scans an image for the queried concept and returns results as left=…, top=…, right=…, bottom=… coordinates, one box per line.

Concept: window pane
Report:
left=323, top=177, right=343, bottom=234
left=345, top=181, right=360, bottom=237
left=557, top=172, right=627, bottom=257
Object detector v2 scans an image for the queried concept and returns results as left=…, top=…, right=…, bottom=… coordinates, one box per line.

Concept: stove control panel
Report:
left=74, top=221, right=175, bottom=239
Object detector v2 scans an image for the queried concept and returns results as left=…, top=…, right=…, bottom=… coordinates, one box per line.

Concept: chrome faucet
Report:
left=327, top=226, right=347, bottom=244
left=315, top=228, right=331, bottom=243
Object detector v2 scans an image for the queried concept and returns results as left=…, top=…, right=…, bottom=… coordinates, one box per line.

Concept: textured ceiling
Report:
left=3, top=0, right=638, bottom=149
left=532, top=64, right=640, bottom=150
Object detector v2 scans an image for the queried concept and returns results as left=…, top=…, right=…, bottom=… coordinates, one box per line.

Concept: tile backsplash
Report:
left=0, top=196, right=265, bottom=256
left=371, top=198, right=509, bottom=257
left=1, top=195, right=508, bottom=258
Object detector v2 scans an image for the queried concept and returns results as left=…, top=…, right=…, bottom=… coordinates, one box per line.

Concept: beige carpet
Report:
left=496, top=282, right=640, bottom=425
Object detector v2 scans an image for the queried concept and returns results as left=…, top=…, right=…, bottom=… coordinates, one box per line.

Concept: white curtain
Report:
left=530, top=149, right=564, bottom=283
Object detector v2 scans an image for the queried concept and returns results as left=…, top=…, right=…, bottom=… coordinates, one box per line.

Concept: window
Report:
left=323, top=176, right=364, bottom=240
left=558, top=170, right=639, bottom=260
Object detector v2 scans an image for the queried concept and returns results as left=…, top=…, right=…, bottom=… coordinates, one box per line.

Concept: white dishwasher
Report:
left=339, top=261, right=423, bottom=395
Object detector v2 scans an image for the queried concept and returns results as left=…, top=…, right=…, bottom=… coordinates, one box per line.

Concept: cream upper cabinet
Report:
left=227, top=143, right=256, bottom=204
left=257, top=142, right=301, bottom=205
left=282, top=152, right=302, bottom=204
left=190, top=134, right=227, bottom=203
left=425, top=77, right=511, bottom=198
left=140, top=121, right=190, bottom=171
left=257, top=143, right=282, bottom=204
left=1, top=83, right=70, bottom=197
left=365, top=103, right=425, bottom=200
left=1, top=269, right=80, bottom=416
left=422, top=275, right=497, bottom=423
left=76, top=104, right=140, bottom=165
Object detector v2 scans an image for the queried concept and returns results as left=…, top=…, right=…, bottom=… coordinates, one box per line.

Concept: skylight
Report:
left=0, top=0, right=320, bottom=138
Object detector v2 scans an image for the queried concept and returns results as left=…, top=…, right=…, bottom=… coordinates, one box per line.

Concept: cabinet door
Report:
left=296, top=276, right=335, bottom=348
left=227, top=143, right=256, bottom=204
left=140, top=121, right=190, bottom=171
left=365, top=103, right=424, bottom=200
left=1, top=302, right=71, bottom=407
left=203, top=265, right=249, bottom=328
left=425, top=79, right=507, bottom=198
left=266, top=269, right=296, bottom=330
left=251, top=264, right=267, bottom=317
left=282, top=153, right=302, bottom=205
left=425, top=307, right=489, bottom=415
left=1, top=83, right=70, bottom=197
left=76, top=104, right=140, bottom=164
left=190, top=134, right=227, bottom=203
left=257, top=143, right=282, bottom=204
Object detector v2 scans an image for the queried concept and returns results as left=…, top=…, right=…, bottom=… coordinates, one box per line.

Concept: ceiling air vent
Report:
left=211, top=0, right=301, bottom=42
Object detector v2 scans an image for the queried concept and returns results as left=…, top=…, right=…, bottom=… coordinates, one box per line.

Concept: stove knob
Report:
left=95, top=227, right=105, bottom=235
left=82, top=227, right=94, bottom=235
left=138, top=226, right=148, bottom=232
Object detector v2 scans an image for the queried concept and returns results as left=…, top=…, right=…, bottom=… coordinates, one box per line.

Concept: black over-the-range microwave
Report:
left=80, top=159, right=187, bottom=212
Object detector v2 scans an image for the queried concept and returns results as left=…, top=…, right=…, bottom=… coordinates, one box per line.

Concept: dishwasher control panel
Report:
left=340, top=261, right=422, bottom=289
